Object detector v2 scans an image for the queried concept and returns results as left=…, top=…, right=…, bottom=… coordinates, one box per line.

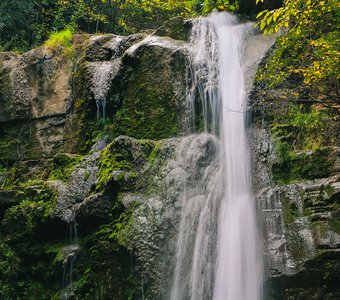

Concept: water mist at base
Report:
left=170, top=12, right=270, bottom=300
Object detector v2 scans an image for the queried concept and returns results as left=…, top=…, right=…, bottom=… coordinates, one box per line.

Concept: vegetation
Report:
left=0, top=0, right=281, bottom=52
left=44, top=26, right=74, bottom=49
left=254, top=0, right=339, bottom=183
left=49, top=153, right=83, bottom=182
left=271, top=104, right=327, bottom=151
left=43, top=25, right=75, bottom=58
left=256, top=0, right=340, bottom=107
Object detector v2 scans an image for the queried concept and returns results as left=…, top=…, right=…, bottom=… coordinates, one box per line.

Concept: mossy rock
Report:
left=106, top=41, right=187, bottom=140
left=273, top=147, right=336, bottom=184
left=50, top=152, right=83, bottom=181
left=63, top=58, right=95, bottom=154
left=155, top=16, right=189, bottom=41
left=97, top=136, right=156, bottom=191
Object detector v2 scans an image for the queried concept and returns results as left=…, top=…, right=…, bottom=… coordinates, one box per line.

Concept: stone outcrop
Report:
left=250, top=50, right=340, bottom=298
left=0, top=22, right=191, bottom=299
left=0, top=48, right=74, bottom=161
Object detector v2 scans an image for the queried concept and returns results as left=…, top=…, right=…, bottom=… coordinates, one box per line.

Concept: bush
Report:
left=44, top=26, right=74, bottom=50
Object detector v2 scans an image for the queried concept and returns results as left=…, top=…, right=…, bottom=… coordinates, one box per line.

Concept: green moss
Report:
left=96, top=138, right=157, bottom=191
left=330, top=221, right=340, bottom=234
left=64, top=58, right=95, bottom=153
left=104, top=47, right=185, bottom=141
left=281, top=197, right=299, bottom=224
left=97, top=144, right=133, bottom=190
left=3, top=200, right=47, bottom=238
left=286, top=225, right=308, bottom=263
left=266, top=102, right=337, bottom=183
left=273, top=146, right=335, bottom=184
left=148, top=142, right=161, bottom=165
left=0, top=200, right=62, bottom=299
left=73, top=211, right=141, bottom=300
left=311, top=221, right=329, bottom=239
left=107, top=199, right=140, bottom=248
left=0, top=241, right=20, bottom=299
left=110, top=84, right=178, bottom=140
left=50, top=153, right=83, bottom=181
left=325, top=184, right=335, bottom=198
left=271, top=105, right=327, bottom=149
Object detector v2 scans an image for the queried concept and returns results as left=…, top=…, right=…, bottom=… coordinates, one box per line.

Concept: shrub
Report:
left=43, top=26, right=74, bottom=54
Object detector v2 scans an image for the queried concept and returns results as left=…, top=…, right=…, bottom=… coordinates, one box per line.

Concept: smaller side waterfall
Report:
left=50, top=140, right=104, bottom=299
left=59, top=210, right=79, bottom=300
left=88, top=57, right=121, bottom=120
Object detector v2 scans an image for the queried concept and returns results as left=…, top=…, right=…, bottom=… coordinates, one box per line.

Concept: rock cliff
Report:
left=250, top=50, right=340, bottom=298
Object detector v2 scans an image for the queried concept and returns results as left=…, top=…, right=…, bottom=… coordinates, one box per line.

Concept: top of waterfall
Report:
left=125, top=35, right=186, bottom=57
left=87, top=60, right=121, bottom=101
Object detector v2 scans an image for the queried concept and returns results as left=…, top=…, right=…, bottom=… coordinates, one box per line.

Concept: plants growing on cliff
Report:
left=0, top=242, right=20, bottom=299
left=270, top=104, right=336, bottom=183
left=256, top=0, right=340, bottom=106
left=49, top=153, right=83, bottom=182
left=44, top=26, right=74, bottom=49
left=44, top=25, right=75, bottom=58
left=271, top=104, right=326, bottom=150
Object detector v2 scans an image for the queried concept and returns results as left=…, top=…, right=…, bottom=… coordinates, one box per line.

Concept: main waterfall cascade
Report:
left=170, top=12, right=266, bottom=300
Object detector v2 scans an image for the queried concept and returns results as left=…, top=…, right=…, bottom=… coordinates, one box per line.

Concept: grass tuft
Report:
left=44, top=26, right=74, bottom=50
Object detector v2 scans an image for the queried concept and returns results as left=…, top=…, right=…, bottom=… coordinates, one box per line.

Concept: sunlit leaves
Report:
left=255, top=0, right=340, bottom=100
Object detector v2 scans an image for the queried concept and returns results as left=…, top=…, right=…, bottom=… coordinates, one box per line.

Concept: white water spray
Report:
left=170, top=12, right=263, bottom=300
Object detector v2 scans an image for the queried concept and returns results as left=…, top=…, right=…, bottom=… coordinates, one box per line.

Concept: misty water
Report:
left=170, top=12, right=263, bottom=300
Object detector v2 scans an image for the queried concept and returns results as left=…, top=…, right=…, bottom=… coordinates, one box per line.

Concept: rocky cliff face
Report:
left=250, top=52, right=340, bottom=298
left=0, top=19, right=339, bottom=300
left=0, top=49, right=73, bottom=161
left=0, top=20, right=190, bottom=299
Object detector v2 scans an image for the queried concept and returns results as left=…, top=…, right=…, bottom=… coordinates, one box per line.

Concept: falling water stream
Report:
left=170, top=12, right=265, bottom=300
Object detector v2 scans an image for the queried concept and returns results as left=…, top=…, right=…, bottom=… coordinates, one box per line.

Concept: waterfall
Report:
left=87, top=59, right=121, bottom=120
left=170, top=12, right=263, bottom=300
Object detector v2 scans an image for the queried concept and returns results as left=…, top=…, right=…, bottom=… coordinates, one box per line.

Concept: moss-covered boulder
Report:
left=109, top=37, right=187, bottom=140
left=82, top=33, right=189, bottom=142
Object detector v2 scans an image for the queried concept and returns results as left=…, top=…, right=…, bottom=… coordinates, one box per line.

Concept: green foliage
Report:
left=44, top=25, right=74, bottom=48
left=270, top=104, right=335, bottom=183
left=273, top=146, right=335, bottom=184
left=270, top=105, right=335, bottom=183
left=3, top=200, right=48, bottom=237
left=271, top=104, right=326, bottom=150
left=0, top=0, right=266, bottom=52
left=0, top=238, right=53, bottom=299
left=75, top=206, right=140, bottom=299
left=0, top=242, right=19, bottom=298
left=256, top=0, right=340, bottom=103
left=0, top=184, right=60, bottom=299
left=44, top=25, right=76, bottom=59
left=0, top=0, right=36, bottom=51
left=108, top=204, right=137, bottom=248
left=191, top=0, right=239, bottom=14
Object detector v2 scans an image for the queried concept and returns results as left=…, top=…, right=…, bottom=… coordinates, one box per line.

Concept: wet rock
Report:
left=154, top=16, right=189, bottom=41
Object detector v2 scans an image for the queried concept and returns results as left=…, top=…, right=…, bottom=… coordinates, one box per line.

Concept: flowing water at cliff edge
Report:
left=170, top=12, right=268, bottom=300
